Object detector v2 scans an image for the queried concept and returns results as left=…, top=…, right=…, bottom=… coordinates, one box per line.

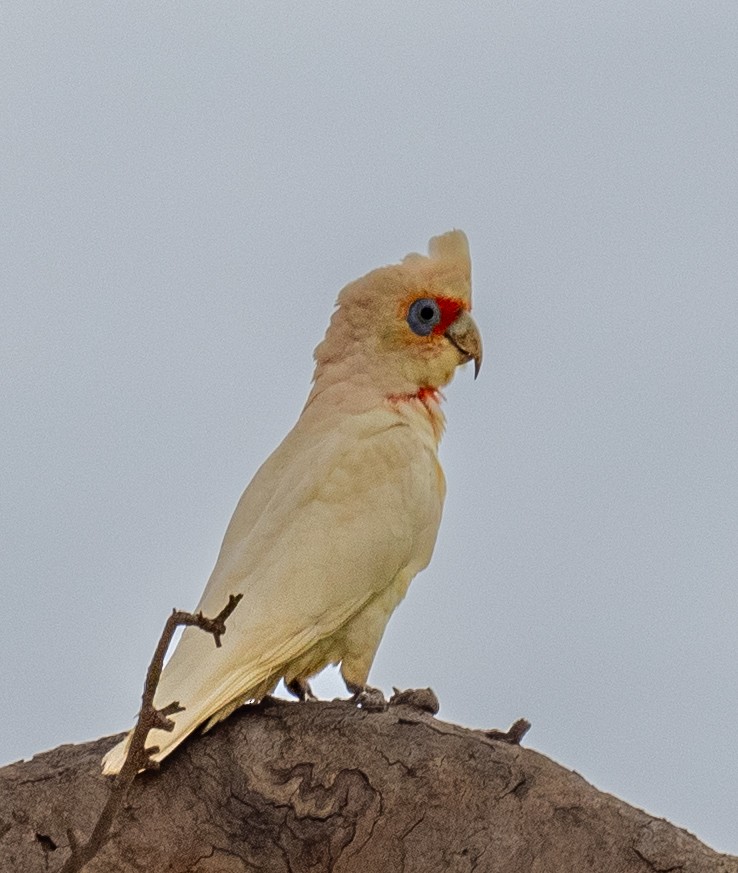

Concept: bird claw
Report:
left=352, top=685, right=387, bottom=712
left=286, top=679, right=317, bottom=702
left=389, top=686, right=440, bottom=715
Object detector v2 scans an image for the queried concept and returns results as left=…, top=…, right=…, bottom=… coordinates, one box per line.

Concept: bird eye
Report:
left=407, top=298, right=441, bottom=336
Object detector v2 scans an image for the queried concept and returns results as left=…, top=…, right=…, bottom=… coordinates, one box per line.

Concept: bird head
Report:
left=312, top=230, right=482, bottom=406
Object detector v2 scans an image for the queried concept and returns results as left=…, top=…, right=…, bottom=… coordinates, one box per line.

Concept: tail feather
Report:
left=101, top=732, right=133, bottom=776
left=101, top=668, right=283, bottom=775
left=101, top=693, right=244, bottom=776
left=101, top=699, right=229, bottom=776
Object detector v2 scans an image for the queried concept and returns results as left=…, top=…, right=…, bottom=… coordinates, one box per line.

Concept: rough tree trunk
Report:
left=1, top=698, right=735, bottom=872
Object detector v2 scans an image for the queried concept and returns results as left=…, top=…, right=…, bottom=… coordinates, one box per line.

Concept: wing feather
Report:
left=103, top=407, right=441, bottom=773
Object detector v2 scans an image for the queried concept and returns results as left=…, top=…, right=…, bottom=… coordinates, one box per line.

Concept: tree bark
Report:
left=1, top=698, right=735, bottom=873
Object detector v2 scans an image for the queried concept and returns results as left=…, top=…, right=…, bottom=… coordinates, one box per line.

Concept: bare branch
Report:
left=485, top=717, right=531, bottom=745
left=5, top=700, right=733, bottom=873
left=59, top=593, right=242, bottom=873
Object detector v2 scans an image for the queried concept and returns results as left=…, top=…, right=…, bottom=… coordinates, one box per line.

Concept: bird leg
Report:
left=389, top=686, right=440, bottom=715
left=345, top=681, right=387, bottom=712
left=286, top=678, right=317, bottom=702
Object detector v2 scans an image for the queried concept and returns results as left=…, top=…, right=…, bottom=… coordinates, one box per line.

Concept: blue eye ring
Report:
left=407, top=298, right=441, bottom=336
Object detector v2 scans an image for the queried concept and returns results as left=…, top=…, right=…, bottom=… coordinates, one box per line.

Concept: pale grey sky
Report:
left=2, top=2, right=737, bottom=854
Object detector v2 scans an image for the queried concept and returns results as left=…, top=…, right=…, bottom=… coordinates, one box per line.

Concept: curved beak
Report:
left=444, top=310, right=483, bottom=379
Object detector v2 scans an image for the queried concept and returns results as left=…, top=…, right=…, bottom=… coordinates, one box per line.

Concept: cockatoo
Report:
left=102, top=230, right=481, bottom=775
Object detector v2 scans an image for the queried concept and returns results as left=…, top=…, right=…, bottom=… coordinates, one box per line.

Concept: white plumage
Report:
left=103, top=230, right=481, bottom=774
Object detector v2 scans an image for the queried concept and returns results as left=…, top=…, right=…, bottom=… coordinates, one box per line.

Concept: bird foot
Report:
left=351, top=685, right=387, bottom=712
left=389, top=686, right=440, bottom=715
left=485, top=718, right=531, bottom=745
left=286, top=679, right=317, bottom=702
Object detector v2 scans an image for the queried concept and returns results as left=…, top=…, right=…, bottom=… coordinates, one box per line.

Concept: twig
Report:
left=486, top=718, right=531, bottom=745
left=59, top=593, right=242, bottom=873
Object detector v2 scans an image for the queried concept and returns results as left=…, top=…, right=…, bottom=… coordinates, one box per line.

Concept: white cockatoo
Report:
left=102, top=230, right=481, bottom=775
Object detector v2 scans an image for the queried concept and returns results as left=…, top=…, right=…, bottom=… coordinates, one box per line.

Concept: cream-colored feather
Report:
left=102, top=230, right=481, bottom=774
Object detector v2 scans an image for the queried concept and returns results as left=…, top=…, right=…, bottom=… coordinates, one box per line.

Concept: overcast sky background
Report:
left=2, top=2, right=737, bottom=854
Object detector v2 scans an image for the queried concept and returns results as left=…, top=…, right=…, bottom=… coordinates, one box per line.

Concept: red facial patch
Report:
left=398, top=294, right=467, bottom=342
left=431, top=297, right=464, bottom=335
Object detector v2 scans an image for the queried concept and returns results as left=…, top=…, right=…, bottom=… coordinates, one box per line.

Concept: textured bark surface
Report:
left=1, top=698, right=735, bottom=873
